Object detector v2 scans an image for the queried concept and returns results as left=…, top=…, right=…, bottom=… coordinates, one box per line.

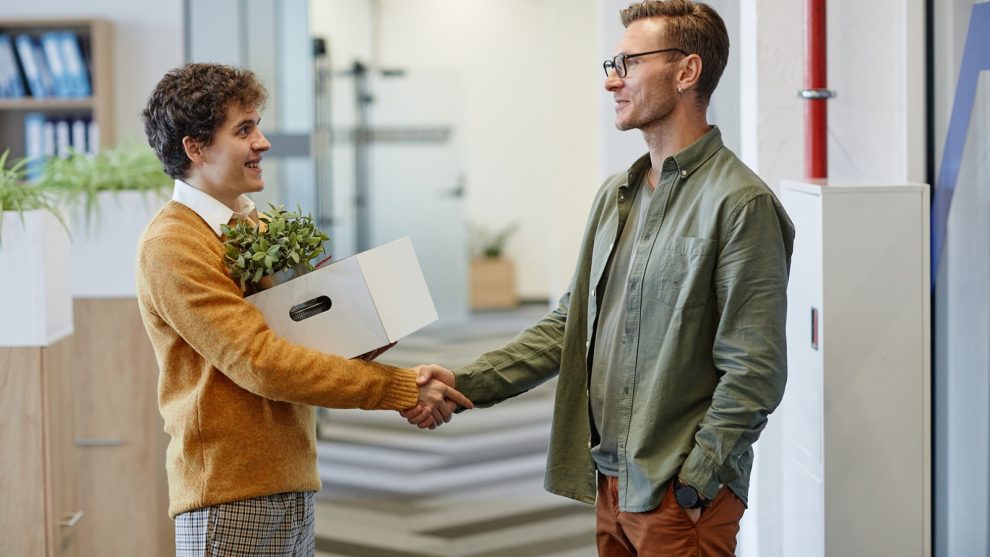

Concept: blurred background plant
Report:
left=0, top=149, right=66, bottom=246
left=470, top=221, right=519, bottom=259
left=37, top=144, right=171, bottom=222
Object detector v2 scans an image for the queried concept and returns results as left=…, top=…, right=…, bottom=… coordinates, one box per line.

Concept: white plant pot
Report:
left=0, top=209, right=73, bottom=346
left=70, top=190, right=168, bottom=298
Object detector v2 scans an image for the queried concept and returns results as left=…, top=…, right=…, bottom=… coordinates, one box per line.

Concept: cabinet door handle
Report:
left=59, top=510, right=84, bottom=528
left=810, top=307, right=819, bottom=350
left=75, top=438, right=124, bottom=447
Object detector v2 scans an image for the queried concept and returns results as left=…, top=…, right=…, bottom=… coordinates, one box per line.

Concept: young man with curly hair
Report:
left=137, top=63, right=469, bottom=556
left=407, top=1, right=794, bottom=555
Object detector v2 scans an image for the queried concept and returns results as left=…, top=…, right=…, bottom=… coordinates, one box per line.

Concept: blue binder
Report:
left=14, top=34, right=49, bottom=99
left=41, top=32, right=71, bottom=98
left=59, top=31, right=91, bottom=97
left=24, top=112, right=46, bottom=180
left=0, top=35, right=24, bottom=97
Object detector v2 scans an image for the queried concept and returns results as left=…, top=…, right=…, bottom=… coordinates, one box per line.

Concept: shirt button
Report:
left=681, top=170, right=687, bottom=177
left=618, top=194, right=626, bottom=202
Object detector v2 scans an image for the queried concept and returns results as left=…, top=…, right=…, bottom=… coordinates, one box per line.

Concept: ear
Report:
left=676, top=54, right=703, bottom=94
left=182, top=136, right=206, bottom=165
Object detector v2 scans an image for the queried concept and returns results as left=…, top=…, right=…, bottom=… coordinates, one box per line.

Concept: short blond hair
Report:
left=620, top=0, right=728, bottom=105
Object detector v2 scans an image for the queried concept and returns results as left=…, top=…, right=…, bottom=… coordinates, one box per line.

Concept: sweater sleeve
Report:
left=138, top=231, right=419, bottom=411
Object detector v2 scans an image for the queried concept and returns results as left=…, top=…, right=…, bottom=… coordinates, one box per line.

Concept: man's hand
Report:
left=399, top=364, right=472, bottom=429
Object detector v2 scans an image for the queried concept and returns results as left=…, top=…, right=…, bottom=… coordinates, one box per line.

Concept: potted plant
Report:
left=0, top=150, right=73, bottom=346
left=469, top=221, right=519, bottom=310
left=37, top=144, right=172, bottom=298
left=222, top=204, right=330, bottom=295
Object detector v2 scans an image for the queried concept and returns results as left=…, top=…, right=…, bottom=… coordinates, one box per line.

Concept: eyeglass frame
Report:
left=603, top=47, right=689, bottom=78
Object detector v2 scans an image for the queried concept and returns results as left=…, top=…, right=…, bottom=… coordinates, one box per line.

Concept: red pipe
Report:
left=805, top=0, right=828, bottom=178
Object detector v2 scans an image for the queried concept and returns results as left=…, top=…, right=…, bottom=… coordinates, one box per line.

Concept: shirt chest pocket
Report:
left=650, top=236, right=717, bottom=309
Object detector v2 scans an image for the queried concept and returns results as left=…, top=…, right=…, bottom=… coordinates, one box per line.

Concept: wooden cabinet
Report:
left=0, top=338, right=80, bottom=557
left=0, top=19, right=114, bottom=159
left=68, top=299, right=173, bottom=557
left=778, top=181, right=931, bottom=557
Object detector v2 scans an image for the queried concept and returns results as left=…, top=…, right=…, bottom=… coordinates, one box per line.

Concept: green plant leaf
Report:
left=221, top=203, right=329, bottom=291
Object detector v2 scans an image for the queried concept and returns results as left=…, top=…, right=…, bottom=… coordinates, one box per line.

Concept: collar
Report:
left=171, top=179, right=256, bottom=237
left=622, top=125, right=725, bottom=191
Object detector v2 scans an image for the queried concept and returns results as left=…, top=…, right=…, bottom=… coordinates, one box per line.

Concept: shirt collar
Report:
left=623, top=125, right=725, bottom=189
left=171, top=179, right=256, bottom=237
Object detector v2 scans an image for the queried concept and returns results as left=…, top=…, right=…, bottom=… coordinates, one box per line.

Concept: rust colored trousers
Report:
left=596, top=474, right=746, bottom=556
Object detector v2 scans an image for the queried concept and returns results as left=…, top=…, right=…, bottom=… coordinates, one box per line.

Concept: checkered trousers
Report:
left=175, top=491, right=316, bottom=556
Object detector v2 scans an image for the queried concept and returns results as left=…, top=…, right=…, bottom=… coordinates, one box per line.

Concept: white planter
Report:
left=0, top=209, right=73, bottom=346
left=70, top=190, right=168, bottom=298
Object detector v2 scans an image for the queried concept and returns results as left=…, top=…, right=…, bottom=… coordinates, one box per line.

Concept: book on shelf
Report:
left=71, top=118, right=87, bottom=154
left=59, top=31, right=91, bottom=98
left=23, top=113, right=98, bottom=179
left=41, top=32, right=72, bottom=98
left=24, top=112, right=45, bottom=179
left=3, top=30, right=91, bottom=99
left=0, top=34, right=26, bottom=98
left=14, top=34, right=50, bottom=99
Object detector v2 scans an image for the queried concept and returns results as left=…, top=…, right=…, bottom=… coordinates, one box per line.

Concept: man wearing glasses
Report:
left=407, top=1, right=793, bottom=555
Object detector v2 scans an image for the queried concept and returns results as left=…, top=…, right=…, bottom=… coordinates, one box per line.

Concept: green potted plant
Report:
left=0, top=149, right=73, bottom=346
left=37, top=144, right=172, bottom=298
left=222, top=203, right=330, bottom=295
left=469, top=221, right=519, bottom=310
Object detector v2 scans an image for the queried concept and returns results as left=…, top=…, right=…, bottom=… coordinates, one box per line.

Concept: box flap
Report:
left=357, top=237, right=438, bottom=341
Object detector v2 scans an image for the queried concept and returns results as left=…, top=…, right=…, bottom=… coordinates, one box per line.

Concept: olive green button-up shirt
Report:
left=454, top=127, right=794, bottom=512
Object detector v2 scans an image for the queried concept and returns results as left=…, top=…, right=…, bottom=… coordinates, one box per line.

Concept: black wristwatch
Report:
left=673, top=477, right=707, bottom=509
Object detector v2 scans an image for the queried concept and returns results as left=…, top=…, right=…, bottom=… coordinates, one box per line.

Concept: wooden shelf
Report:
left=0, top=19, right=113, bottom=159
left=0, top=98, right=94, bottom=111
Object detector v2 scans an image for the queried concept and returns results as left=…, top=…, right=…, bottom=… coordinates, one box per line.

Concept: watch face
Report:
left=675, top=484, right=700, bottom=508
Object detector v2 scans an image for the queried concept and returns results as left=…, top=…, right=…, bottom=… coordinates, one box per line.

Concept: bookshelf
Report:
left=0, top=19, right=113, bottom=162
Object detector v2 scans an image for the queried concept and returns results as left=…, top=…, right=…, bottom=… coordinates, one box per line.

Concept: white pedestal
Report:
left=0, top=209, right=73, bottom=346
left=778, top=180, right=930, bottom=557
left=70, top=190, right=167, bottom=298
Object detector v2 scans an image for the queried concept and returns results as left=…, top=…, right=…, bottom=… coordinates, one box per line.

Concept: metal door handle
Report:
left=59, top=510, right=84, bottom=528
left=75, top=438, right=124, bottom=447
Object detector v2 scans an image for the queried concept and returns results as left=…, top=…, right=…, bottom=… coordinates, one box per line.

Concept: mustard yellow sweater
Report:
left=136, top=201, right=420, bottom=518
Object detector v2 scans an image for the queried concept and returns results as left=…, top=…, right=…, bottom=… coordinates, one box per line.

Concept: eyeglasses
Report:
left=603, top=47, right=689, bottom=78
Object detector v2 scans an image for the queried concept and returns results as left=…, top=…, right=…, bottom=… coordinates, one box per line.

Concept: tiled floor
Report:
left=313, top=305, right=597, bottom=557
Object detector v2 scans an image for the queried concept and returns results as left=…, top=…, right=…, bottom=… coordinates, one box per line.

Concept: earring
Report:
left=677, top=86, right=683, bottom=95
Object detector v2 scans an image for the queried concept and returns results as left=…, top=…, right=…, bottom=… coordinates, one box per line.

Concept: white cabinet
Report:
left=779, top=180, right=930, bottom=557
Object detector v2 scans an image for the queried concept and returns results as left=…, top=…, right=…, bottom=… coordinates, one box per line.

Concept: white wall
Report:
left=827, top=0, right=926, bottom=183
left=739, top=0, right=926, bottom=190
left=310, top=0, right=601, bottom=301
left=3, top=0, right=185, bottom=146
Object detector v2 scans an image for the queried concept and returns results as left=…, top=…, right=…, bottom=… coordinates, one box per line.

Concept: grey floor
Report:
left=313, top=305, right=597, bottom=557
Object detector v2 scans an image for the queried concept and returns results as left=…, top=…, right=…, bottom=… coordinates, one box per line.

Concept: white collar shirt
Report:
left=171, top=179, right=257, bottom=237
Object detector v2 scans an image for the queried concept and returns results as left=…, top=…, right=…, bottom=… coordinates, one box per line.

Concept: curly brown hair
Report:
left=620, top=0, right=728, bottom=106
left=141, top=63, right=268, bottom=180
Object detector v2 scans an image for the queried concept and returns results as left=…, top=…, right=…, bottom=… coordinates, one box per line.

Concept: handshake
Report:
left=403, top=364, right=473, bottom=430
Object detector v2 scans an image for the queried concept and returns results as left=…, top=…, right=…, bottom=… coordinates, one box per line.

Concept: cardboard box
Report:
left=0, top=209, right=73, bottom=346
left=247, top=236, right=438, bottom=359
